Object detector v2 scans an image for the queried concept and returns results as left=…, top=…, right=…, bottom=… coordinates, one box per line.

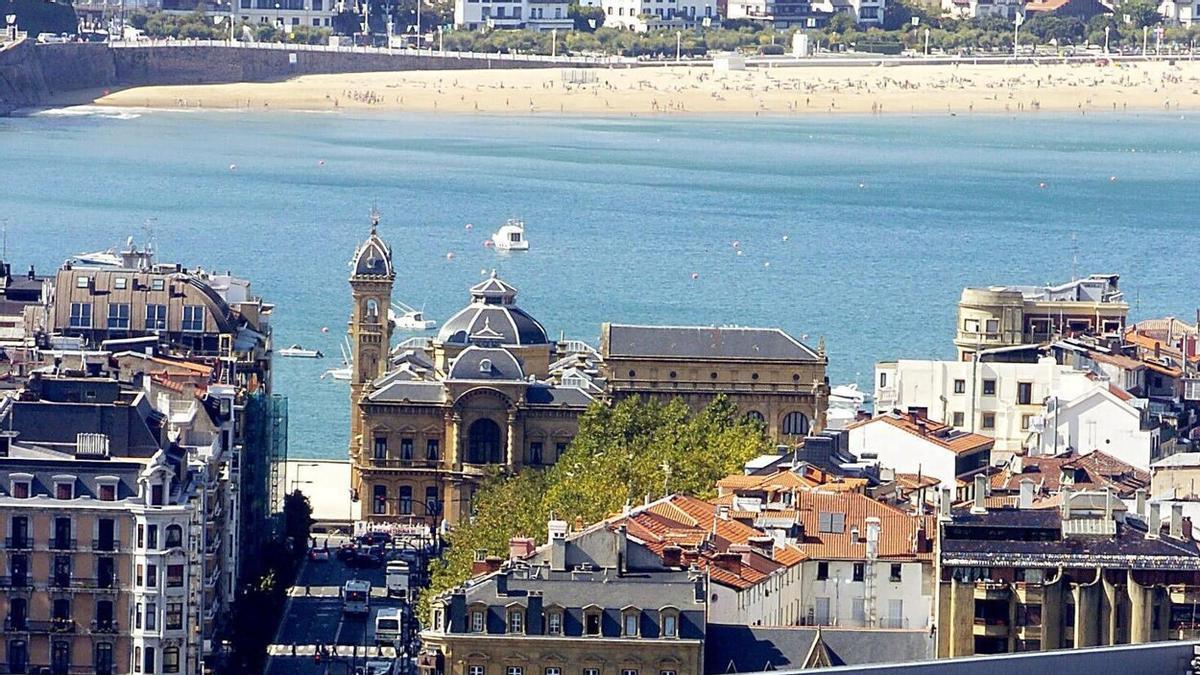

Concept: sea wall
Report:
left=0, top=39, right=570, bottom=114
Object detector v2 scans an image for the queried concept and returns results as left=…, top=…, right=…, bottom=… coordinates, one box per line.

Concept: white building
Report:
left=1160, top=0, right=1200, bottom=25
left=812, top=0, right=884, bottom=24
left=577, top=0, right=716, bottom=30
left=940, top=0, right=1022, bottom=19
left=874, top=355, right=1096, bottom=461
left=455, top=0, right=573, bottom=30
left=847, top=411, right=994, bottom=493
left=1029, top=377, right=1161, bottom=469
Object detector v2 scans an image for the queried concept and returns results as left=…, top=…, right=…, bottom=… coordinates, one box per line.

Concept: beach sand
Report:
left=87, top=60, right=1200, bottom=115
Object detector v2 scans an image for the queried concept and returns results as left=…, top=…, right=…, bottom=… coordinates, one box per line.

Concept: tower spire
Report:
left=369, top=203, right=381, bottom=235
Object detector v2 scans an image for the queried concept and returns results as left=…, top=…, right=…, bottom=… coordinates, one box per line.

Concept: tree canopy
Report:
left=420, top=395, right=773, bottom=621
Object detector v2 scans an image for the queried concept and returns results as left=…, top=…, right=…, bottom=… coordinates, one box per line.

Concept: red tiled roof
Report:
left=790, top=491, right=932, bottom=561
left=849, top=412, right=993, bottom=456
left=989, top=450, right=1148, bottom=497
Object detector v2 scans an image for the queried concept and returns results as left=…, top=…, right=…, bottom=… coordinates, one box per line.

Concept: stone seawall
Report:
left=0, top=40, right=568, bottom=114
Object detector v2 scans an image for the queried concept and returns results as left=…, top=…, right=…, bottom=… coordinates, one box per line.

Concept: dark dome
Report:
left=447, top=346, right=525, bottom=381
left=351, top=229, right=393, bottom=279
left=437, top=273, right=549, bottom=346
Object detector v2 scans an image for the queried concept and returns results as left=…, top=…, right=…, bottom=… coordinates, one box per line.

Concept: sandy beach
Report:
left=86, top=61, right=1200, bottom=115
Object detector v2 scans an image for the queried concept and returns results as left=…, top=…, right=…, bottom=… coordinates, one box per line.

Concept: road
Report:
left=264, top=543, right=409, bottom=675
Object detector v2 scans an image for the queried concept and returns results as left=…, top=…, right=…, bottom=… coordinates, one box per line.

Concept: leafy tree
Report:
left=1122, top=0, right=1162, bottom=28
left=283, top=489, right=314, bottom=553
left=569, top=2, right=605, bottom=31
left=827, top=12, right=856, bottom=34
left=420, top=396, right=772, bottom=622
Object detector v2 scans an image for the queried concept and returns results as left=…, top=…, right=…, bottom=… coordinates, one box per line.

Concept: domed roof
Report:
left=350, top=212, right=394, bottom=279
left=447, top=345, right=525, bottom=381
left=437, top=273, right=549, bottom=347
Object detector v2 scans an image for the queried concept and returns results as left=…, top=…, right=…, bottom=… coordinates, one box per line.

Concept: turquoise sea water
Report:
left=2, top=109, right=1199, bottom=459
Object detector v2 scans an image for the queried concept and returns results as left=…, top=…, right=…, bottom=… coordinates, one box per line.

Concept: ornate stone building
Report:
left=348, top=223, right=594, bottom=526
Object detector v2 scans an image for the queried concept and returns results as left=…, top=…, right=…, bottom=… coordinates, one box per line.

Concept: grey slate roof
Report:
left=526, top=384, right=595, bottom=408
left=463, top=569, right=700, bottom=609
left=603, top=324, right=821, bottom=362
left=438, top=305, right=549, bottom=347
left=0, top=454, right=142, bottom=501
left=367, top=380, right=445, bottom=404
left=704, top=624, right=935, bottom=673
left=351, top=232, right=394, bottom=278
left=448, top=346, right=525, bottom=382
left=4, top=393, right=164, bottom=458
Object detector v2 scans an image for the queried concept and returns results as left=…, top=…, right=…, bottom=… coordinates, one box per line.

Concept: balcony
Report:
left=1014, top=583, right=1043, bottom=604
left=4, top=536, right=32, bottom=550
left=1168, top=584, right=1200, bottom=605
left=6, top=618, right=77, bottom=634
left=0, top=576, right=33, bottom=590
left=1015, top=624, right=1041, bottom=640
left=90, top=619, right=119, bottom=634
left=973, top=617, right=1010, bottom=637
left=92, top=539, right=119, bottom=553
left=974, top=581, right=1010, bottom=601
left=48, top=577, right=119, bottom=592
left=48, top=538, right=78, bottom=552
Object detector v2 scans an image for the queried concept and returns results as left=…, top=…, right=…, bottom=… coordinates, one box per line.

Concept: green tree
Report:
left=420, top=396, right=772, bottom=622
left=283, top=490, right=314, bottom=553
left=1122, top=0, right=1162, bottom=28
left=569, top=2, right=605, bottom=31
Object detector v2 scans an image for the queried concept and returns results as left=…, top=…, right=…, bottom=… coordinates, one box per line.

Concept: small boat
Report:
left=72, top=248, right=122, bottom=267
left=279, top=344, right=323, bottom=359
left=390, top=302, right=437, bottom=332
left=322, top=365, right=351, bottom=380
left=490, top=218, right=529, bottom=251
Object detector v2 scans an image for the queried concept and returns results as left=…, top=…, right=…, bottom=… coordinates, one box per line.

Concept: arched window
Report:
left=479, top=359, right=493, bottom=374
left=744, top=410, right=765, bottom=425
left=365, top=299, right=379, bottom=319
left=468, top=418, right=503, bottom=464
left=781, top=411, right=810, bottom=437
left=163, top=646, right=180, bottom=674
left=165, top=525, right=183, bottom=548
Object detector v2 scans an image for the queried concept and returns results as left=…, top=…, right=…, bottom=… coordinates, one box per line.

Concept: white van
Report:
left=342, top=579, right=371, bottom=615
left=375, top=607, right=404, bottom=645
left=386, top=560, right=410, bottom=599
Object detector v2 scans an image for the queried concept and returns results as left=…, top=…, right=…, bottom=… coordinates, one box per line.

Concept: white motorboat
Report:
left=490, top=218, right=529, bottom=251
left=826, top=383, right=870, bottom=431
left=390, top=302, right=437, bottom=332
left=279, top=344, right=324, bottom=359
left=321, top=338, right=352, bottom=381
left=72, top=248, right=122, bottom=267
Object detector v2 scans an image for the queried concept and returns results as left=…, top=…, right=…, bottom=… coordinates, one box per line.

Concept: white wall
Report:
left=709, top=562, right=805, bottom=626
left=875, top=357, right=1094, bottom=460
left=801, top=560, right=931, bottom=629
left=1033, top=385, right=1156, bottom=468
left=849, top=418, right=961, bottom=491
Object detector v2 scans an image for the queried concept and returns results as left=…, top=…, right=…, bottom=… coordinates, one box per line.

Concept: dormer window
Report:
left=55, top=481, right=74, bottom=500
left=622, top=609, right=639, bottom=637
left=114, top=277, right=128, bottom=290
left=507, top=608, right=525, bottom=634
left=584, top=608, right=602, bottom=636
left=470, top=609, right=485, bottom=633
left=151, top=278, right=165, bottom=291
left=97, top=478, right=118, bottom=502
left=76, top=276, right=90, bottom=289
left=10, top=475, right=32, bottom=499
left=546, top=610, right=563, bottom=635
left=660, top=608, right=679, bottom=637
left=479, top=359, right=492, bottom=374
left=150, top=484, right=164, bottom=506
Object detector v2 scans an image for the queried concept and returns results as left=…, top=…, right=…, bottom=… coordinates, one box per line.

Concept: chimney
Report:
left=1019, top=478, right=1035, bottom=510
left=1104, top=487, right=1114, bottom=521
left=663, top=545, right=683, bottom=567
left=717, top=504, right=731, bottom=521
left=548, top=519, right=568, bottom=572
left=1155, top=341, right=1162, bottom=359
left=865, top=517, right=880, bottom=561
left=939, top=487, right=952, bottom=521
left=26, top=265, right=34, bottom=280
left=1135, top=489, right=1147, bottom=518
left=748, top=536, right=774, bottom=558
left=614, top=523, right=629, bottom=575
left=1184, top=517, right=1195, bottom=541
left=971, top=474, right=988, bottom=515
left=508, top=536, right=536, bottom=561
left=1147, top=503, right=1161, bottom=539
left=1061, top=486, right=1073, bottom=520
left=1171, top=503, right=1184, bottom=539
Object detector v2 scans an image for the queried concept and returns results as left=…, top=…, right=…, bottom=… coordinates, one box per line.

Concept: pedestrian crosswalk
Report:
left=267, top=644, right=398, bottom=658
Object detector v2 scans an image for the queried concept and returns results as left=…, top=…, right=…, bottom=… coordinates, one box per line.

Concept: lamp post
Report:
left=924, top=26, right=930, bottom=56
left=292, top=462, right=320, bottom=491
left=275, top=2, right=281, bottom=34
left=1104, top=24, right=1110, bottom=54
left=551, top=27, right=557, bottom=57
left=675, top=30, right=682, bottom=61
left=1012, top=12, right=1022, bottom=57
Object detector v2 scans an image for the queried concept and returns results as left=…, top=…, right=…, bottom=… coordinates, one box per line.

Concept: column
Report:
left=448, top=412, right=462, bottom=472
left=1128, top=571, right=1150, bottom=644
left=1041, top=572, right=1062, bottom=650
left=505, top=410, right=517, bottom=468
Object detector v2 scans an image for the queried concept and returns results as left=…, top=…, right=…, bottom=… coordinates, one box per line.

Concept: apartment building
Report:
left=600, top=324, right=828, bottom=443
left=847, top=411, right=993, bottom=493
left=0, top=371, right=237, bottom=675
left=454, top=0, right=574, bottom=30
left=936, top=476, right=1200, bottom=657
left=421, top=515, right=706, bottom=675
left=874, top=356, right=1095, bottom=460
left=953, top=274, right=1127, bottom=362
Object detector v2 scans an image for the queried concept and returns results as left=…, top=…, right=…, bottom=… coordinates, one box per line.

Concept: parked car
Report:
left=359, top=531, right=392, bottom=546
left=336, top=543, right=358, bottom=562
left=309, top=548, right=331, bottom=562
left=346, top=548, right=385, bottom=568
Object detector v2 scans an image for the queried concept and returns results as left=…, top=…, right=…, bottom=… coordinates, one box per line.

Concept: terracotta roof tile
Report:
left=850, top=412, right=993, bottom=456
left=790, top=491, right=932, bottom=561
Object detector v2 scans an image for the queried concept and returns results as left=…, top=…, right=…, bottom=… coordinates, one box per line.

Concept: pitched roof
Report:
left=989, top=450, right=1148, bottom=497
left=716, top=466, right=867, bottom=495
left=705, top=624, right=935, bottom=672
left=601, top=323, right=822, bottom=362
left=787, top=491, right=932, bottom=561
left=848, top=412, right=993, bottom=456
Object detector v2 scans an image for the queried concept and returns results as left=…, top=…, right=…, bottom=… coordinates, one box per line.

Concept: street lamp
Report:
left=1012, top=12, right=1023, bottom=57
left=292, top=462, right=320, bottom=491
left=275, top=2, right=281, bottom=34
left=675, top=30, right=682, bottom=62
left=1104, top=25, right=1110, bottom=55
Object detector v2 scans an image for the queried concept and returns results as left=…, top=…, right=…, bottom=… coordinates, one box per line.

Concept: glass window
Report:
left=167, top=564, right=183, bottom=587
left=181, top=305, right=205, bottom=332
left=107, top=303, right=130, bottom=329
left=99, top=483, right=116, bottom=501
left=507, top=667, right=523, bottom=675
left=426, top=486, right=440, bottom=516
left=145, top=304, right=167, bottom=330
left=547, top=611, right=562, bottom=635
left=11, top=480, right=29, bottom=499
left=113, top=277, right=127, bottom=290
left=374, top=436, right=387, bottom=459
left=373, top=485, right=387, bottom=515
left=399, top=486, right=413, bottom=515
left=469, top=667, right=485, bottom=675
left=151, top=484, right=164, bottom=506
left=781, top=411, right=810, bottom=437
left=546, top=669, right=561, bottom=675
left=471, top=610, right=484, bottom=632
left=890, top=564, right=902, bottom=582
left=144, top=646, right=156, bottom=674
left=817, top=561, right=829, bottom=580
left=426, top=439, right=440, bottom=461
left=1017, top=382, right=1033, bottom=405
left=400, top=438, right=413, bottom=460
left=953, top=379, right=966, bottom=394
left=963, top=318, right=980, bottom=332
left=853, top=562, right=865, bottom=582
left=147, top=525, right=158, bottom=549
left=75, top=276, right=90, bottom=288
left=151, top=278, right=165, bottom=291
left=952, top=412, right=965, bottom=427
left=134, top=646, right=141, bottom=672
left=982, top=413, right=996, bottom=429
left=166, top=602, right=183, bottom=630
left=982, top=379, right=997, bottom=396
left=622, top=670, right=639, bottom=675
left=52, top=640, right=70, bottom=672
left=166, top=525, right=182, bottom=548
left=585, top=612, right=601, bottom=635
left=164, top=646, right=179, bottom=673
left=662, top=612, right=677, bottom=637
left=508, top=610, right=524, bottom=634
left=69, top=302, right=92, bottom=328
left=95, top=642, right=114, bottom=675
left=56, top=481, right=73, bottom=499
left=528, top=441, right=543, bottom=465
left=623, top=612, right=638, bottom=636
left=145, top=602, right=157, bottom=630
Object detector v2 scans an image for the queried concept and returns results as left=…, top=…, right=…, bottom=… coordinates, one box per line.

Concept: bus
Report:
left=375, top=607, right=404, bottom=645
left=342, top=580, right=371, bottom=616
left=386, top=560, right=410, bottom=600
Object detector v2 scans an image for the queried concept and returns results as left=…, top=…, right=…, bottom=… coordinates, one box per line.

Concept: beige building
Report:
left=599, top=324, right=829, bottom=442
left=954, top=275, right=1128, bottom=361
left=348, top=222, right=594, bottom=526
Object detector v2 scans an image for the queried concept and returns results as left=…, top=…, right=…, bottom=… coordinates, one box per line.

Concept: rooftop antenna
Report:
left=369, top=203, right=381, bottom=234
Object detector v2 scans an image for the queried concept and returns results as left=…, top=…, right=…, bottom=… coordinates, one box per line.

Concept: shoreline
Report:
left=75, top=61, right=1200, bottom=117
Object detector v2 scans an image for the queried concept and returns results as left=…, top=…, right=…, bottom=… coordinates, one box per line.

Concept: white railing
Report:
left=106, top=38, right=633, bottom=65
